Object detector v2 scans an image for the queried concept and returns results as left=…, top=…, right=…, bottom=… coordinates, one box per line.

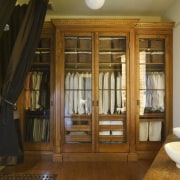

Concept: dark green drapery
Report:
left=0, top=0, right=48, bottom=165
left=0, top=0, right=16, bottom=38
left=0, top=0, right=16, bottom=92
left=0, top=4, right=28, bottom=93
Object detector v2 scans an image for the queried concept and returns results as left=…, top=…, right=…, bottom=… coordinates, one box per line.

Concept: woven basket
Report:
left=139, top=39, right=149, bottom=49
left=151, top=40, right=164, bottom=50
left=112, top=38, right=126, bottom=49
left=99, top=52, right=111, bottom=62
left=65, top=37, right=77, bottom=49
left=78, top=52, right=91, bottom=62
left=99, top=38, right=112, bottom=49
left=111, top=52, right=122, bottom=62
left=65, top=52, right=77, bottom=63
left=151, top=53, right=164, bottom=63
left=79, top=38, right=91, bottom=49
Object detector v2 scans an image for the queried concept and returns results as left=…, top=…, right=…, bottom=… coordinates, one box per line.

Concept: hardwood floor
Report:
left=0, top=155, right=152, bottom=180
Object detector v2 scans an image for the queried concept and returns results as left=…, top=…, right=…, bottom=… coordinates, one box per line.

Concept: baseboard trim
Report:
left=61, top=152, right=128, bottom=162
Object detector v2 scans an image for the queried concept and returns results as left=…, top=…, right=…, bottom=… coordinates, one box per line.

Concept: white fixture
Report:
left=173, top=127, right=180, bottom=138
left=85, top=0, right=105, bottom=10
left=164, top=142, right=180, bottom=168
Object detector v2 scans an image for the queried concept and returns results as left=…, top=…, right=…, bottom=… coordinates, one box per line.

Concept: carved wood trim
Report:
left=52, top=19, right=140, bottom=27
left=41, top=21, right=54, bottom=34
left=135, top=22, right=175, bottom=29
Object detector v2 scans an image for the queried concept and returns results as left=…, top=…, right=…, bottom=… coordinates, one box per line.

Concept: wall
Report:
left=163, top=0, right=180, bottom=127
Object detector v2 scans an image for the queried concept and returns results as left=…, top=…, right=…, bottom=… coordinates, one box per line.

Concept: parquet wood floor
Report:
left=0, top=155, right=152, bottom=180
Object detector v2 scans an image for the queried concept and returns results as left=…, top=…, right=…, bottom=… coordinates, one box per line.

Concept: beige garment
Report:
left=139, top=51, right=146, bottom=63
left=99, top=72, right=104, bottom=114
left=149, top=121, right=162, bottom=141
left=85, top=72, right=92, bottom=114
left=73, top=72, right=79, bottom=114
left=103, top=72, right=110, bottom=114
left=99, top=131, right=110, bottom=135
left=33, top=118, right=40, bottom=142
left=121, top=55, right=126, bottom=113
left=110, top=72, right=115, bottom=114
left=24, top=72, right=32, bottom=110
left=139, top=90, right=146, bottom=115
left=78, top=73, right=85, bottom=114
left=69, top=73, right=74, bottom=114
left=112, top=131, right=123, bottom=135
left=139, top=122, right=149, bottom=141
left=116, top=72, right=121, bottom=111
left=99, top=121, right=111, bottom=125
left=65, top=72, right=71, bottom=115
left=35, top=72, right=43, bottom=109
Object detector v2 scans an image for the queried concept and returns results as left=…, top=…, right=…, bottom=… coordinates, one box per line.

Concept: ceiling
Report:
left=18, top=0, right=176, bottom=19
left=46, top=0, right=176, bottom=17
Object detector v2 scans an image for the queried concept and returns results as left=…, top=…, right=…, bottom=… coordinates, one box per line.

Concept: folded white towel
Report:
left=139, top=122, right=148, bottom=141
left=99, top=131, right=110, bottom=135
left=112, top=131, right=123, bottom=135
left=149, top=121, right=162, bottom=141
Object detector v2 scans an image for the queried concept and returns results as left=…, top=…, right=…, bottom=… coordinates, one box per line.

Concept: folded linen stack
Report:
left=139, top=121, right=162, bottom=141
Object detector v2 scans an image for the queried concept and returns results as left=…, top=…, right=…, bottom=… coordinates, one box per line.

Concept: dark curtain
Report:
left=0, top=4, right=28, bottom=94
left=0, top=0, right=17, bottom=92
left=0, top=0, right=16, bottom=38
left=0, top=0, right=48, bottom=165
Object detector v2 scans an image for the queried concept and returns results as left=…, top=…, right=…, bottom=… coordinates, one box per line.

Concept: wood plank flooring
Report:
left=0, top=155, right=152, bottom=180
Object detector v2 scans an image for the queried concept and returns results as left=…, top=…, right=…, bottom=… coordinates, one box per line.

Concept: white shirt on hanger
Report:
left=73, top=72, right=79, bottom=114
left=110, top=72, right=115, bottom=114
left=99, top=72, right=104, bottom=114
left=65, top=72, right=71, bottom=115
left=78, top=73, right=85, bottom=114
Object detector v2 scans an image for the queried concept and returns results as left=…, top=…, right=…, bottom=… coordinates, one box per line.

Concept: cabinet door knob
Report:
left=137, top=100, right=140, bottom=106
left=92, top=101, right=95, bottom=106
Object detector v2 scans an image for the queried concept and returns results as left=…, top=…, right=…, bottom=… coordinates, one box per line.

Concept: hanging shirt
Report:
left=103, top=72, right=110, bottom=114
left=24, top=72, right=32, bottom=110
left=152, top=72, right=159, bottom=111
left=99, top=72, right=104, bottom=114
left=73, top=72, right=79, bottom=114
left=139, top=52, right=146, bottom=115
left=31, top=72, right=38, bottom=110
left=69, top=73, right=74, bottom=114
left=146, top=72, right=154, bottom=109
left=121, top=55, right=126, bottom=113
left=78, top=73, right=85, bottom=114
left=35, top=72, right=43, bottom=109
left=85, top=72, right=92, bottom=115
left=116, top=72, right=121, bottom=114
left=157, top=72, right=165, bottom=112
left=110, top=72, right=115, bottom=114
left=65, top=72, right=71, bottom=115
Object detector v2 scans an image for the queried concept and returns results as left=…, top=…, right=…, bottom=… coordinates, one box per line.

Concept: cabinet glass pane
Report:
left=64, top=35, right=92, bottom=144
left=98, top=36, right=126, bottom=144
left=24, top=38, right=51, bottom=143
left=139, top=38, right=165, bottom=142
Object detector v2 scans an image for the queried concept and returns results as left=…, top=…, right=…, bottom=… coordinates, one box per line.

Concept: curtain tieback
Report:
left=0, top=95, right=15, bottom=107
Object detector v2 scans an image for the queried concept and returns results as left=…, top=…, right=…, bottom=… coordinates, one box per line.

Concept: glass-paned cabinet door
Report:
left=63, top=33, right=93, bottom=145
left=24, top=37, right=51, bottom=144
left=97, top=33, right=128, bottom=147
left=138, top=36, right=165, bottom=144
